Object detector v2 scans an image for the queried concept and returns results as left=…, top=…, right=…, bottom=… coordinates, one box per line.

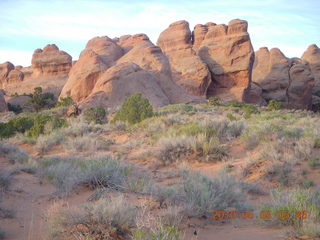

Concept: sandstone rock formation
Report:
left=252, top=47, right=289, bottom=102
left=31, top=44, right=72, bottom=77
left=196, top=19, right=254, bottom=101
left=157, top=20, right=211, bottom=96
left=0, top=44, right=72, bottom=97
left=0, top=62, right=14, bottom=88
left=0, top=90, right=7, bottom=112
left=302, top=44, right=320, bottom=108
left=60, top=34, right=200, bottom=110
left=252, top=47, right=315, bottom=109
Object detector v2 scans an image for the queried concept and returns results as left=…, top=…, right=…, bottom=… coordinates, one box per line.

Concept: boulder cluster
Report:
left=0, top=19, right=319, bottom=112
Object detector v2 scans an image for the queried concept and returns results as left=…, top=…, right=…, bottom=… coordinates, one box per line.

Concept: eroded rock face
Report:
left=196, top=19, right=254, bottom=101
left=60, top=49, right=108, bottom=102
left=252, top=47, right=315, bottom=109
left=157, top=20, right=211, bottom=96
left=0, top=62, right=14, bottom=88
left=81, top=62, right=170, bottom=109
left=31, top=44, right=72, bottom=77
left=287, top=58, right=315, bottom=109
left=252, top=47, right=289, bottom=102
left=0, top=90, right=7, bottom=112
left=60, top=33, right=200, bottom=109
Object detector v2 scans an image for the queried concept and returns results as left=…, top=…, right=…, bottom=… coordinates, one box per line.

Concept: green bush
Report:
left=267, top=99, right=283, bottom=111
left=83, top=106, right=107, bottom=124
left=10, top=117, right=34, bottom=133
left=113, top=93, right=153, bottom=124
left=0, top=122, right=15, bottom=139
left=27, top=115, right=52, bottom=138
left=56, top=96, right=74, bottom=107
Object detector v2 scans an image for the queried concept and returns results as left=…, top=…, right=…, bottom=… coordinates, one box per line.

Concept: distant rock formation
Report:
left=252, top=47, right=315, bottom=109
left=60, top=34, right=199, bottom=109
left=31, top=44, right=72, bottom=77
left=0, top=44, right=72, bottom=97
left=1, top=19, right=319, bottom=111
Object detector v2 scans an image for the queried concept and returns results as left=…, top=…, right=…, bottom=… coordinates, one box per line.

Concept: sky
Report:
left=0, top=0, right=319, bottom=66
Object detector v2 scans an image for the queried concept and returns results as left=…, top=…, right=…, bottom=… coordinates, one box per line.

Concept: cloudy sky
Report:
left=0, top=0, right=319, bottom=66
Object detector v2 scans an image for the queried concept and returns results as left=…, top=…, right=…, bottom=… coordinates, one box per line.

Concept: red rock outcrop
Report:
left=157, top=20, right=211, bottom=96
left=252, top=47, right=315, bottom=109
left=196, top=19, right=254, bottom=101
left=60, top=33, right=200, bottom=110
left=302, top=45, right=320, bottom=109
left=252, top=47, right=289, bottom=102
left=0, top=90, right=7, bottom=112
left=0, top=62, right=14, bottom=88
left=287, top=58, right=315, bottom=109
left=31, top=44, right=72, bottom=77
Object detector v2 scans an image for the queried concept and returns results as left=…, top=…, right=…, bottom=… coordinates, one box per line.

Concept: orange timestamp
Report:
left=210, top=210, right=308, bottom=220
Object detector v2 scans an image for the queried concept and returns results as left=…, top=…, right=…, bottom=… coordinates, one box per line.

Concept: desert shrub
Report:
left=156, top=136, right=195, bottom=164
left=10, top=117, right=34, bottom=133
left=28, top=87, right=55, bottom=112
left=193, top=134, right=226, bottom=160
left=27, top=114, right=52, bottom=138
left=208, top=96, right=221, bottom=106
left=0, top=122, right=14, bottom=139
left=157, top=104, right=195, bottom=115
left=299, top=179, right=314, bottom=189
left=0, top=142, right=29, bottom=164
left=83, top=106, right=107, bottom=124
left=308, top=157, right=320, bottom=169
left=132, top=225, right=180, bottom=240
left=243, top=104, right=260, bottom=118
left=40, top=154, right=151, bottom=193
left=113, top=93, right=153, bottom=124
left=7, top=103, right=23, bottom=114
left=314, top=137, right=320, bottom=148
left=48, top=195, right=136, bottom=239
left=56, top=96, right=74, bottom=107
left=63, top=135, right=111, bottom=153
left=35, top=131, right=64, bottom=154
left=0, top=171, right=11, bottom=191
left=267, top=99, right=283, bottom=111
left=177, top=170, right=248, bottom=217
left=261, top=188, right=320, bottom=237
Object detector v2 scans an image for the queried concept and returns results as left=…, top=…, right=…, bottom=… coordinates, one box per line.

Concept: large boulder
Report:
left=80, top=62, right=170, bottom=109
left=31, top=44, right=72, bottom=77
left=157, top=20, right=211, bottom=96
left=287, top=58, right=315, bottom=109
left=252, top=47, right=289, bottom=102
left=60, top=49, right=108, bottom=102
left=0, top=62, right=14, bottom=88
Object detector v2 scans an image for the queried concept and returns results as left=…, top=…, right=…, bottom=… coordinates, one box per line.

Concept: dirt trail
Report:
left=0, top=171, right=55, bottom=240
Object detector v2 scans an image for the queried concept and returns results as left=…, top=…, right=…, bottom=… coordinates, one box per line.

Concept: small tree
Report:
left=83, top=106, right=107, bottom=124
left=29, top=87, right=55, bottom=112
left=113, top=93, right=153, bottom=124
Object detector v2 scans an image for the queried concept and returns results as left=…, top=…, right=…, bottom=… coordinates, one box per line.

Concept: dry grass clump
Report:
left=48, top=195, right=136, bottom=239
left=39, top=154, right=151, bottom=194
left=0, top=142, right=29, bottom=164
left=261, top=188, right=320, bottom=237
